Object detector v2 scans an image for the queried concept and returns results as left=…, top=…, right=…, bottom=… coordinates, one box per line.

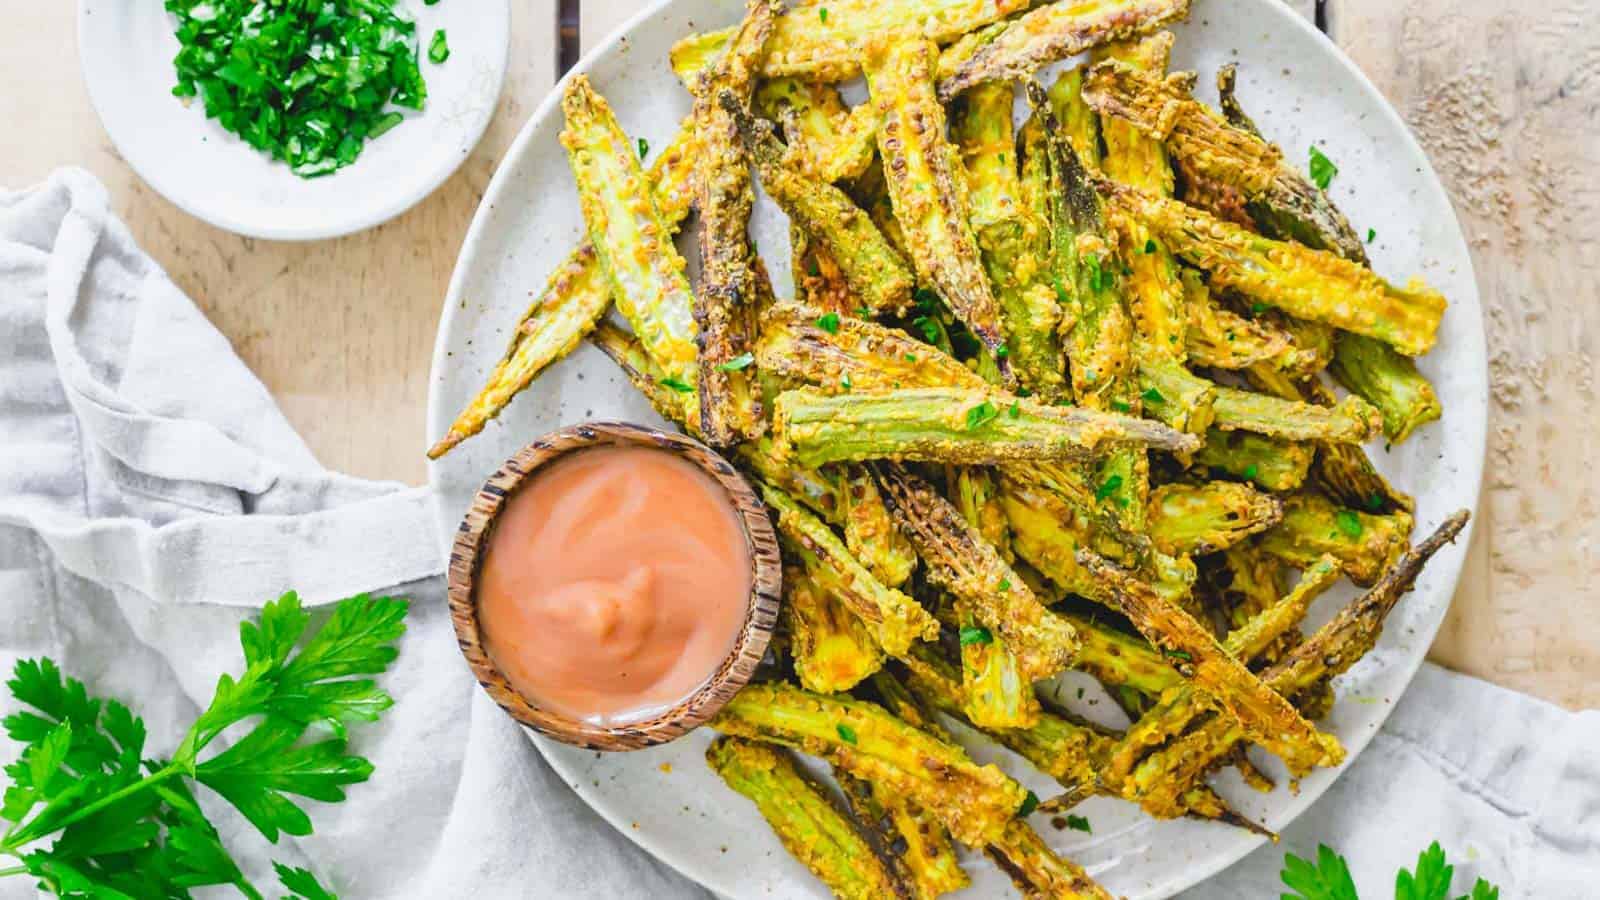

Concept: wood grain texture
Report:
left=1329, top=0, right=1599, bottom=710
left=0, top=2, right=559, bottom=486
left=446, top=422, right=782, bottom=750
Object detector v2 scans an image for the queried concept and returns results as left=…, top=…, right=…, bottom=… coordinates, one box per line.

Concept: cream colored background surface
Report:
left=3, top=1, right=1592, bottom=710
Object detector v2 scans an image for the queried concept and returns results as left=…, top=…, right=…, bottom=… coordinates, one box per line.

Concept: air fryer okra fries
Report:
left=438, top=1, right=1471, bottom=895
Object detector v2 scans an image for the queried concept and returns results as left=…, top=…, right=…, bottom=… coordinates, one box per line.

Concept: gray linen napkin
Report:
left=1, top=169, right=1593, bottom=899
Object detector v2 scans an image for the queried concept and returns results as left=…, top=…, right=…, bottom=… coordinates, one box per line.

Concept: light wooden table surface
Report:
left=4, top=1, right=1593, bottom=710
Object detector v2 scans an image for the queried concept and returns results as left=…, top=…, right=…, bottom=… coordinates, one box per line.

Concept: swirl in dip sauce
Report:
left=477, top=445, right=753, bottom=725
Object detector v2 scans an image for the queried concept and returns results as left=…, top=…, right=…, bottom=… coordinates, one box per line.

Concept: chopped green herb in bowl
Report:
left=165, top=0, right=437, bottom=178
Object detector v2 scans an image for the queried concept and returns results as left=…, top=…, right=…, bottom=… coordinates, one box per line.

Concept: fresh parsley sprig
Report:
left=1281, top=841, right=1501, bottom=900
left=0, top=592, right=408, bottom=898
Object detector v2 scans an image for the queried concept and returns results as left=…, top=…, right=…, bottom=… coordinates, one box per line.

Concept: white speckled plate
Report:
left=426, top=1, right=1487, bottom=896
left=78, top=0, right=507, bottom=240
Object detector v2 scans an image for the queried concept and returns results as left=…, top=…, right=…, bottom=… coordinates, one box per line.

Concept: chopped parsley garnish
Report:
left=1095, top=474, right=1124, bottom=502
left=637, top=137, right=650, bottom=160
left=1335, top=509, right=1364, bottom=538
left=659, top=376, right=694, bottom=393
left=1053, top=274, right=1071, bottom=305
left=1243, top=464, right=1260, bottom=480
left=819, top=7, right=829, bottom=22
left=1018, top=790, right=1040, bottom=817
left=958, top=625, right=993, bottom=646
left=1111, top=399, right=1132, bottom=413
left=1366, top=492, right=1385, bottom=511
left=1366, top=227, right=1376, bottom=243
left=1251, top=301, right=1269, bottom=315
left=856, top=305, right=872, bottom=317
left=1164, top=648, right=1193, bottom=662
left=998, top=578, right=1011, bottom=592
left=913, top=316, right=942, bottom=344
left=1143, top=239, right=1158, bottom=254
left=1308, top=144, right=1338, bottom=190
left=428, top=28, right=450, bottom=63
left=995, top=344, right=1009, bottom=358
left=836, top=724, right=857, bottom=744
left=716, top=352, right=755, bottom=372
left=1065, top=814, right=1092, bottom=833
left=1142, top=387, right=1165, bottom=404
left=904, top=353, right=918, bottom=362
left=840, top=373, right=853, bottom=391
left=166, top=0, right=429, bottom=177
left=816, top=312, right=841, bottom=334
left=1084, top=253, right=1114, bottom=292
left=1008, top=401, right=1021, bottom=419
left=966, top=401, right=1000, bottom=430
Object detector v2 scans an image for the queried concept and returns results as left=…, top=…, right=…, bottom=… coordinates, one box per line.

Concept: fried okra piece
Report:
left=954, top=82, right=1070, bottom=400
left=1100, top=557, right=1340, bottom=791
left=774, top=387, right=1201, bottom=468
left=713, top=683, right=1030, bottom=847
left=1077, top=551, right=1345, bottom=773
left=1258, top=493, right=1414, bottom=587
left=1182, top=270, right=1294, bottom=370
left=839, top=465, right=919, bottom=588
left=952, top=467, right=1014, bottom=563
left=755, top=78, right=880, bottom=184
left=690, top=1, right=778, bottom=445
left=729, top=101, right=915, bottom=315
left=1094, top=34, right=1190, bottom=358
left=785, top=567, right=885, bottom=694
left=863, top=36, right=1014, bottom=386
left=683, top=0, right=1033, bottom=84
left=1191, top=429, right=1315, bottom=492
left=560, top=77, right=703, bottom=425
left=588, top=320, right=690, bottom=427
left=836, top=773, right=968, bottom=900
left=1102, top=180, right=1447, bottom=355
left=954, top=597, right=1043, bottom=729
left=755, top=302, right=983, bottom=393
left=872, top=463, right=1079, bottom=686
left=428, top=121, right=701, bottom=458
left=987, top=820, right=1115, bottom=900
left=1135, top=351, right=1218, bottom=436
left=935, top=0, right=1192, bottom=101
left=706, top=737, right=906, bottom=900
left=1129, top=512, right=1469, bottom=807
left=763, top=484, right=940, bottom=656
left=1146, top=481, right=1284, bottom=556
left=1212, top=387, right=1383, bottom=444
left=1056, top=612, right=1183, bottom=697
left=1329, top=333, right=1443, bottom=444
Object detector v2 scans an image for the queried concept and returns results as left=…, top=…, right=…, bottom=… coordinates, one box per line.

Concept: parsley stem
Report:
left=0, top=865, right=26, bottom=877
left=5, top=763, right=183, bottom=849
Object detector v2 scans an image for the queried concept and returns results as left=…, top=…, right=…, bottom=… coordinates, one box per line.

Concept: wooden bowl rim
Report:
left=447, top=421, right=782, bottom=751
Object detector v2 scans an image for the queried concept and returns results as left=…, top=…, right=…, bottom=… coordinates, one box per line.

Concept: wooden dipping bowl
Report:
left=447, top=421, right=782, bottom=751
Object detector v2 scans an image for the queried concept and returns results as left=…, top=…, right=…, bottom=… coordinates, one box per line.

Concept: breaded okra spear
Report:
left=1077, top=551, right=1346, bottom=773
left=763, top=484, right=939, bottom=656
left=1094, top=33, right=1190, bottom=358
left=1099, top=557, right=1340, bottom=794
left=560, top=77, right=703, bottom=425
left=1146, top=481, right=1284, bottom=556
left=863, top=36, right=1015, bottom=386
left=680, top=0, right=1032, bottom=85
left=774, top=386, right=1201, bottom=468
left=835, top=773, right=964, bottom=900
left=427, top=116, right=702, bottom=458
left=689, top=0, right=778, bottom=446
left=784, top=567, right=885, bottom=694
left=727, top=101, right=915, bottom=316
left=754, top=78, right=880, bottom=185
left=1127, top=512, right=1469, bottom=807
left=1191, top=429, right=1316, bottom=493
left=935, top=0, right=1192, bottom=101
left=712, top=683, right=1030, bottom=847
left=872, top=463, right=1080, bottom=717
left=952, top=81, right=1070, bottom=401
left=588, top=320, right=691, bottom=427
left=1258, top=492, right=1413, bottom=587
left=706, top=737, right=906, bottom=900
left=1101, top=179, right=1447, bottom=355
left=987, top=819, right=1115, bottom=900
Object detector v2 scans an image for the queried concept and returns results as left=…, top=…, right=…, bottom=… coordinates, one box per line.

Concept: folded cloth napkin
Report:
left=1, top=169, right=1594, bottom=899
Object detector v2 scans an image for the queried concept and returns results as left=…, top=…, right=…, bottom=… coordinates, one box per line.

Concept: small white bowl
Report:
left=77, top=0, right=509, bottom=240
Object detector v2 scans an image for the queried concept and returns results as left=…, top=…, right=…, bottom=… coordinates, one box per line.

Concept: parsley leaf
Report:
left=659, top=376, right=694, bottom=393
left=836, top=724, right=857, bottom=744
left=816, top=312, right=841, bottom=334
left=1065, top=814, right=1092, bottom=833
left=1469, top=879, right=1500, bottom=900
left=637, top=137, right=650, bottom=161
left=276, top=862, right=340, bottom=900
left=1281, top=844, right=1359, bottom=900
left=1142, top=387, right=1164, bottom=405
left=717, top=352, right=755, bottom=372
left=1335, top=509, right=1364, bottom=539
left=1095, top=474, right=1124, bottom=502
left=966, top=401, right=1000, bottom=430
left=958, top=626, right=993, bottom=646
left=1366, top=227, right=1376, bottom=243
left=1395, top=841, right=1454, bottom=900
left=427, top=29, right=450, bottom=64
left=1018, top=790, right=1040, bottom=817
left=1309, top=145, right=1339, bottom=190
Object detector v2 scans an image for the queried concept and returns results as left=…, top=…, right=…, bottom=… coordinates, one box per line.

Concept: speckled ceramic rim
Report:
left=447, top=421, right=782, bottom=751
